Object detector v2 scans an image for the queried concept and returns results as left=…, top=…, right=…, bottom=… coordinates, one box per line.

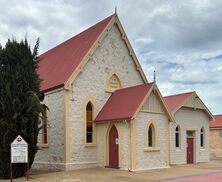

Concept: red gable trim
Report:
left=164, top=92, right=194, bottom=113
left=210, top=115, right=222, bottom=128
left=37, top=14, right=115, bottom=92
left=94, top=83, right=153, bottom=123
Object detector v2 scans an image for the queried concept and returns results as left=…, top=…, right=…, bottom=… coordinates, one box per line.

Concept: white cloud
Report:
left=0, top=0, right=221, bottom=114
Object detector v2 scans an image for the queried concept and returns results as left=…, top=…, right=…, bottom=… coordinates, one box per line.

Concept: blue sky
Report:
left=0, top=0, right=221, bottom=114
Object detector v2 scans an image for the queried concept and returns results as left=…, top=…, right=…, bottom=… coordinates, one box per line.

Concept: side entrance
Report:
left=108, top=125, right=119, bottom=168
left=186, top=131, right=194, bottom=164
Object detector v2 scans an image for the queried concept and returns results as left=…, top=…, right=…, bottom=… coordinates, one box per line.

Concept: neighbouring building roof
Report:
left=37, top=14, right=115, bottom=92
left=95, top=83, right=153, bottom=122
left=164, top=92, right=194, bottom=113
left=164, top=91, right=213, bottom=120
left=210, top=115, right=222, bottom=128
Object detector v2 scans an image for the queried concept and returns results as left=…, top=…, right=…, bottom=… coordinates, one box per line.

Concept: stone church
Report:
left=34, top=14, right=214, bottom=171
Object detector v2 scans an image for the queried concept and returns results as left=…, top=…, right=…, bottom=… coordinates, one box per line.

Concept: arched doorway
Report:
left=109, top=125, right=119, bottom=168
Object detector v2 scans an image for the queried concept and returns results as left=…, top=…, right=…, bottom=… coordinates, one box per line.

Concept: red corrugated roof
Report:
left=164, top=92, right=194, bottom=112
left=37, top=14, right=115, bottom=92
left=95, top=83, right=153, bottom=123
left=210, top=115, right=222, bottom=128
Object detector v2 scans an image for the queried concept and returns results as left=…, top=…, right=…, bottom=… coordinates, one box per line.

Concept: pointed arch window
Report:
left=175, top=125, right=180, bottom=148
left=86, top=102, right=93, bottom=143
left=106, top=73, right=122, bottom=92
left=148, top=124, right=155, bottom=147
left=200, top=127, right=204, bottom=147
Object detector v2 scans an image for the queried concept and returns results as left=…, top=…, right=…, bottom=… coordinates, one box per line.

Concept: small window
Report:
left=86, top=102, right=93, bottom=143
left=148, top=124, right=155, bottom=147
left=42, top=108, right=48, bottom=145
left=200, top=127, right=204, bottom=147
left=175, top=125, right=180, bottom=148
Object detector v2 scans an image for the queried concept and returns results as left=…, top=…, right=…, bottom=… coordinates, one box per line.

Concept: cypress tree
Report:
left=0, top=38, right=45, bottom=179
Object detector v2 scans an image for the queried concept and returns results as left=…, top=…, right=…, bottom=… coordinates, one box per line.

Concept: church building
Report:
left=34, top=14, right=213, bottom=171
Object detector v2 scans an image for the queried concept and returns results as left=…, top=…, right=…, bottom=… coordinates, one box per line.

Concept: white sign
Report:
left=11, top=135, right=28, bottom=163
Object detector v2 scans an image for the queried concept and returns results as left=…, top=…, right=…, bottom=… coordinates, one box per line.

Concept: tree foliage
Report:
left=0, top=38, right=45, bottom=179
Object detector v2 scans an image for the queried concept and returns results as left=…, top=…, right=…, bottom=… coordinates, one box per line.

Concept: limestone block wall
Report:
left=135, top=112, right=170, bottom=170
left=34, top=89, right=65, bottom=170
left=96, top=122, right=130, bottom=170
left=70, top=24, right=144, bottom=169
left=170, top=107, right=210, bottom=165
left=210, top=129, right=222, bottom=160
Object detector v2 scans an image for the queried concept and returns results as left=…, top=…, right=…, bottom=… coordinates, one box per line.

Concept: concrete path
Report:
left=1, top=162, right=222, bottom=182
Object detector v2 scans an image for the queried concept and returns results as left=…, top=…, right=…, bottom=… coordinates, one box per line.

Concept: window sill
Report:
left=38, top=144, right=49, bottom=148
left=85, top=143, right=97, bottom=147
left=200, top=147, right=205, bottom=150
left=143, top=147, right=160, bottom=152
left=175, top=147, right=182, bottom=151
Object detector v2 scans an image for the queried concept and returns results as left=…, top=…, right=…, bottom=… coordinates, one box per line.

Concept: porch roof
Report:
left=94, top=83, right=153, bottom=123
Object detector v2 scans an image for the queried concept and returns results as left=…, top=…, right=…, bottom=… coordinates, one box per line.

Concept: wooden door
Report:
left=109, top=125, right=119, bottom=168
left=187, top=138, right=194, bottom=164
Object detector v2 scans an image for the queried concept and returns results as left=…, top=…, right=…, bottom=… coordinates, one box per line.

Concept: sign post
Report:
left=10, top=135, right=29, bottom=182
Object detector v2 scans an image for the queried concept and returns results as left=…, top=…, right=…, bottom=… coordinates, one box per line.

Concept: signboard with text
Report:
left=11, top=135, right=28, bottom=163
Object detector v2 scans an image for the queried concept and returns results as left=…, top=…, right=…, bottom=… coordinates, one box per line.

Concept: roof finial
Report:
left=115, top=6, right=117, bottom=15
left=153, top=70, right=156, bottom=83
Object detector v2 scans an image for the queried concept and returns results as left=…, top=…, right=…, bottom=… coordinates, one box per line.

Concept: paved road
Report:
left=164, top=171, right=222, bottom=182
left=1, top=162, right=222, bottom=182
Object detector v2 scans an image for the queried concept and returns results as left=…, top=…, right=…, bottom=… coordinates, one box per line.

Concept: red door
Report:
left=109, top=125, right=119, bottom=168
left=187, top=138, right=194, bottom=164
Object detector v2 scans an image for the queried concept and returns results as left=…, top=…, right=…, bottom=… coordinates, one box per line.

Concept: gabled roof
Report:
left=164, top=92, right=194, bottom=113
left=37, top=14, right=115, bottom=92
left=95, top=83, right=153, bottom=122
left=95, top=83, right=175, bottom=123
left=37, top=14, right=148, bottom=92
left=164, top=91, right=214, bottom=120
left=210, top=115, right=222, bottom=128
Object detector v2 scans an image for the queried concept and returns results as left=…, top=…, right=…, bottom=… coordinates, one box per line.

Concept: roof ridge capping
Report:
left=164, top=91, right=195, bottom=98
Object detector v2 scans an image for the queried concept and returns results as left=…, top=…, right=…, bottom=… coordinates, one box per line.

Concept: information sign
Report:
left=11, top=135, right=28, bottom=163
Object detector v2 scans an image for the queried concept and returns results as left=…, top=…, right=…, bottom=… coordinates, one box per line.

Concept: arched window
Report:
left=86, top=102, right=93, bottom=143
left=175, top=125, right=180, bottom=148
left=148, top=124, right=155, bottom=147
left=200, top=127, right=204, bottom=147
left=106, top=73, right=121, bottom=92
left=41, top=107, right=48, bottom=145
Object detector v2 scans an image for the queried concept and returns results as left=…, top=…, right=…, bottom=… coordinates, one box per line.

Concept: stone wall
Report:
left=210, top=128, right=222, bottom=160
left=69, top=24, right=144, bottom=169
left=33, top=89, right=65, bottom=170
left=170, top=107, right=209, bottom=165
left=135, top=112, right=170, bottom=170
left=96, top=122, right=130, bottom=170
